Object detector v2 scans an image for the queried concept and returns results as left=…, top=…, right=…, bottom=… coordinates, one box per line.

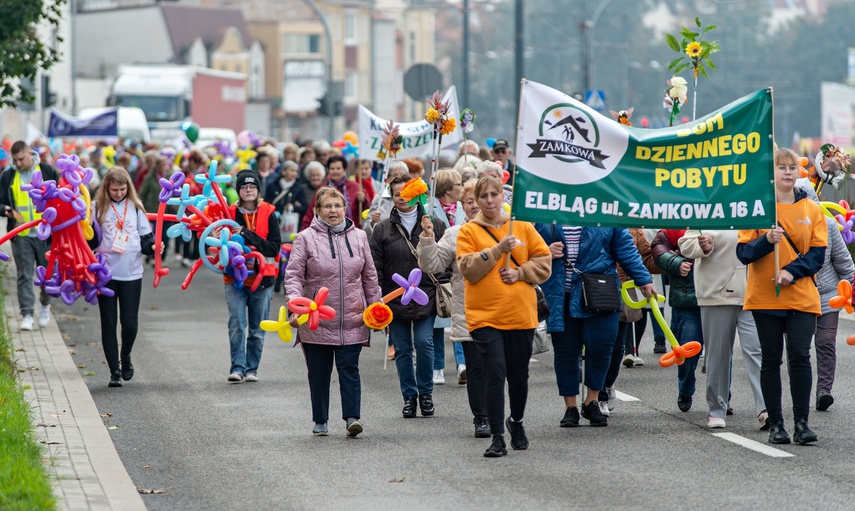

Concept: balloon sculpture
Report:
left=819, top=200, right=855, bottom=244
left=0, top=154, right=113, bottom=305
left=363, top=268, right=428, bottom=331
left=621, top=280, right=702, bottom=367
left=148, top=160, right=272, bottom=292
left=287, top=287, right=336, bottom=331
left=827, top=280, right=855, bottom=345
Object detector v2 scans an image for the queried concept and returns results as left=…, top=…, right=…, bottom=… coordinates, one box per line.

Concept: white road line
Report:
left=614, top=390, right=640, bottom=402
left=711, top=432, right=795, bottom=458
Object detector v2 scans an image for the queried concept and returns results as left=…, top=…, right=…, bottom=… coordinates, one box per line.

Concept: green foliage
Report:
left=665, top=16, right=720, bottom=81
left=0, top=281, right=57, bottom=510
left=0, top=0, right=65, bottom=108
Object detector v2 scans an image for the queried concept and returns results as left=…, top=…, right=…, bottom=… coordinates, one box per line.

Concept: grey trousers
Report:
left=11, top=236, right=51, bottom=316
left=701, top=306, right=765, bottom=419
left=814, top=311, right=839, bottom=396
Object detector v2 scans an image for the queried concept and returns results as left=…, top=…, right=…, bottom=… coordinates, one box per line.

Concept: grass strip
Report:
left=0, top=278, right=56, bottom=510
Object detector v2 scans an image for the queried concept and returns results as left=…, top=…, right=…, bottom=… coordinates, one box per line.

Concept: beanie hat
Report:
left=235, top=169, right=261, bottom=190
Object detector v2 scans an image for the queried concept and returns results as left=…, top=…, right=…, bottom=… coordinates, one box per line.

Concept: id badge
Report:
left=112, top=231, right=129, bottom=254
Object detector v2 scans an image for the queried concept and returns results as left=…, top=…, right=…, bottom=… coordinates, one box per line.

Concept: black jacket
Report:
left=264, top=178, right=308, bottom=219
left=370, top=207, right=446, bottom=321
left=0, top=163, right=59, bottom=232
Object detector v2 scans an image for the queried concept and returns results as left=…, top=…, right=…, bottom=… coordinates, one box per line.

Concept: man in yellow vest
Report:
left=0, top=141, right=59, bottom=331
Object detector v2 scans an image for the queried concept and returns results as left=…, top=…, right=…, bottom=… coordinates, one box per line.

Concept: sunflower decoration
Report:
left=399, top=177, right=429, bottom=211
left=425, top=90, right=454, bottom=136
left=665, top=17, right=720, bottom=121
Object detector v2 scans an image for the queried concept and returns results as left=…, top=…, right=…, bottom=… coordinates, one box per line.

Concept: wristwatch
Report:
left=480, top=251, right=488, bottom=261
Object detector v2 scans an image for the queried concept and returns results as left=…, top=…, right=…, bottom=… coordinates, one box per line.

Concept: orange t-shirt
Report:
left=738, top=198, right=827, bottom=315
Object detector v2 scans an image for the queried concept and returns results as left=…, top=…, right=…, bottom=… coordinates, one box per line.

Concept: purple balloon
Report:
left=393, top=268, right=429, bottom=306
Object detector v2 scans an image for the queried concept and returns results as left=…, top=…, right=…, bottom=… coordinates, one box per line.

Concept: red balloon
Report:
left=640, top=117, right=649, bottom=128
left=681, top=116, right=690, bottom=124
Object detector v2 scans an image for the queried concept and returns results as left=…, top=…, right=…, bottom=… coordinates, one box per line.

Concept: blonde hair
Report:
left=775, top=147, right=799, bottom=167
left=95, top=167, right=146, bottom=223
left=462, top=179, right=477, bottom=201
left=474, top=175, right=503, bottom=199
left=434, top=168, right=461, bottom=199
left=313, top=187, right=346, bottom=213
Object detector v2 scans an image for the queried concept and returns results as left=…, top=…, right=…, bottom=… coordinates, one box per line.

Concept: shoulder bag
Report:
left=395, top=223, right=452, bottom=318
left=478, top=224, right=549, bottom=322
left=555, top=225, right=621, bottom=313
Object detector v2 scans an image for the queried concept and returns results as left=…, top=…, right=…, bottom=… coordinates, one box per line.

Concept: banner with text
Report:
left=47, top=108, right=118, bottom=138
left=358, top=86, right=463, bottom=162
left=511, top=81, right=775, bottom=229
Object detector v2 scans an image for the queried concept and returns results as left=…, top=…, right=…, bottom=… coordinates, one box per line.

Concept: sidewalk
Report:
left=6, top=266, right=146, bottom=510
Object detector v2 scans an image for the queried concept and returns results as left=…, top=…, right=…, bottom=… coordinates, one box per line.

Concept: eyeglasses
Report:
left=240, top=184, right=258, bottom=190
left=494, top=148, right=508, bottom=154
left=321, top=203, right=345, bottom=210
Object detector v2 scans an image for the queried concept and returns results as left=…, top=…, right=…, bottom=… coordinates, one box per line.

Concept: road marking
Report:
left=711, top=432, right=794, bottom=458
left=614, top=390, right=640, bottom=402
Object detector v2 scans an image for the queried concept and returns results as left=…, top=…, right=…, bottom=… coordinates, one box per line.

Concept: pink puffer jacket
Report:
left=285, top=216, right=382, bottom=346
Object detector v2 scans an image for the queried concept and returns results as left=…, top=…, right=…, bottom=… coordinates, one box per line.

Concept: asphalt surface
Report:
left=55, top=256, right=855, bottom=510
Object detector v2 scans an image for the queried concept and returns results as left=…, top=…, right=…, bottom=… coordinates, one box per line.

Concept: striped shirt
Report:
left=562, top=226, right=582, bottom=291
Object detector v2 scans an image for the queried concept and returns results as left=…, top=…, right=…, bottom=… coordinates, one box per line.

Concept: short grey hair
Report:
left=304, top=161, right=326, bottom=181
left=476, top=161, right=502, bottom=178
left=313, top=140, right=332, bottom=153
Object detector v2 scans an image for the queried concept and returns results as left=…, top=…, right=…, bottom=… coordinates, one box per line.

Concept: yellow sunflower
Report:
left=685, top=41, right=702, bottom=58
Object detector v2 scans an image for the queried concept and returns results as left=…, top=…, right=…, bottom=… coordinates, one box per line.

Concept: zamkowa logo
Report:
left=527, top=104, right=609, bottom=169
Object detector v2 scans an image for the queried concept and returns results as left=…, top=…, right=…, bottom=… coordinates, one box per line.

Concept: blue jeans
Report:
left=432, top=327, right=466, bottom=369
left=389, top=316, right=435, bottom=397
left=551, top=294, right=620, bottom=395
left=672, top=307, right=704, bottom=398
left=224, top=284, right=273, bottom=375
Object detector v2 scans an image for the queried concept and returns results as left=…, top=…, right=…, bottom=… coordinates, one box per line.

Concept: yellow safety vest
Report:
left=11, top=165, right=42, bottom=237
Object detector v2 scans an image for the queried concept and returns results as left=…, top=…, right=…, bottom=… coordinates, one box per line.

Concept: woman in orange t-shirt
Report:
left=737, top=148, right=827, bottom=446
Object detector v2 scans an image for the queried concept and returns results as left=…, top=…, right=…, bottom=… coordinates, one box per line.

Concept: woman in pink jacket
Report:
left=285, top=187, right=382, bottom=437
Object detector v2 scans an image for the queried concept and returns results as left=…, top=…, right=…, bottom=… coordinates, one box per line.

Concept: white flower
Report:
left=669, top=76, right=687, bottom=87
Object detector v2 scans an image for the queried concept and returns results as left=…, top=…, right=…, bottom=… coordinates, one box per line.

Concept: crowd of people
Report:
left=1, top=132, right=851, bottom=456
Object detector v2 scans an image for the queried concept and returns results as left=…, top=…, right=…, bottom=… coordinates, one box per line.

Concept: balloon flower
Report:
left=261, top=306, right=308, bottom=342
left=288, top=287, right=336, bottom=331
left=828, top=280, right=855, bottom=345
left=390, top=268, right=429, bottom=306
left=146, top=160, right=274, bottom=291
left=363, top=302, right=393, bottom=331
left=0, top=154, right=113, bottom=306
left=621, top=280, right=701, bottom=367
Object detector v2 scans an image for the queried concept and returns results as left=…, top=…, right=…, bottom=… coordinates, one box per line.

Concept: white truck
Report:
left=110, top=65, right=246, bottom=142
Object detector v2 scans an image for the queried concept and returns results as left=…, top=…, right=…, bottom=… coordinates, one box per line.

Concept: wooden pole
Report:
left=503, top=78, right=526, bottom=270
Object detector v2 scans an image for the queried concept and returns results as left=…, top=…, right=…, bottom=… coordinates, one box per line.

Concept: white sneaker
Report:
left=606, top=387, right=617, bottom=411
left=633, top=355, right=645, bottom=367
left=245, top=373, right=258, bottom=383
left=20, top=315, right=34, bottom=331
left=598, top=400, right=611, bottom=418
left=38, top=305, right=51, bottom=328
left=707, top=417, right=726, bottom=429
left=227, top=372, right=244, bottom=383
left=622, top=355, right=635, bottom=368
left=433, top=369, right=445, bottom=384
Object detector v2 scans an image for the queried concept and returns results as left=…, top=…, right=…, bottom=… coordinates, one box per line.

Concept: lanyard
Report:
left=242, top=211, right=257, bottom=232
left=110, top=200, right=129, bottom=231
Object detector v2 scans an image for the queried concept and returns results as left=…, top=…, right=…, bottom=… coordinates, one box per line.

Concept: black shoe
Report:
left=580, top=401, right=608, bottom=427
left=121, top=357, right=134, bottom=381
left=274, top=281, right=283, bottom=293
left=768, top=420, right=791, bottom=444
left=483, top=434, right=507, bottom=458
left=678, top=395, right=692, bottom=412
left=419, top=394, right=435, bottom=417
left=505, top=417, right=529, bottom=450
left=653, top=340, right=667, bottom=354
left=402, top=396, right=417, bottom=418
left=816, top=392, right=834, bottom=411
left=474, top=416, right=491, bottom=438
left=793, top=418, right=817, bottom=445
left=109, top=371, right=122, bottom=388
left=726, top=406, right=734, bottom=416
left=560, top=406, right=580, bottom=428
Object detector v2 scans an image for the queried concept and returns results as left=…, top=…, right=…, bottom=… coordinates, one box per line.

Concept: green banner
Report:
left=511, top=81, right=775, bottom=229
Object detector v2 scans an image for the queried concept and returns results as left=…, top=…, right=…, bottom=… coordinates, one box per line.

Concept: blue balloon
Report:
left=486, top=138, right=496, bottom=149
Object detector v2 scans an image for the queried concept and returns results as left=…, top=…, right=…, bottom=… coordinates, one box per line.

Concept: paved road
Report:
left=55, top=257, right=855, bottom=510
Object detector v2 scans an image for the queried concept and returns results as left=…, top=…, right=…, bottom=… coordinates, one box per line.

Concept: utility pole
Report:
left=71, top=0, right=77, bottom=115
left=582, top=0, right=615, bottom=93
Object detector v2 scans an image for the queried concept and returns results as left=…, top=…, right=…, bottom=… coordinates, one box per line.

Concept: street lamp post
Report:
left=582, top=0, right=615, bottom=93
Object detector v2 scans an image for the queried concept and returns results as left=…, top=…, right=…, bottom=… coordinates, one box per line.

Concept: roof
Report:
left=160, top=4, right=253, bottom=63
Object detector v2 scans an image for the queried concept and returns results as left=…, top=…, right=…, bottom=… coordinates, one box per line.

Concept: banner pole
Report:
left=504, top=78, right=527, bottom=270
left=769, top=86, right=780, bottom=296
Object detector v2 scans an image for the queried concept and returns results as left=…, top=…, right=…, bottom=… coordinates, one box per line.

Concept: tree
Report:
left=0, top=0, right=65, bottom=108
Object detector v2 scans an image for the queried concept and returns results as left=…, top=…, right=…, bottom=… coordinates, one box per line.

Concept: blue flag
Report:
left=47, top=108, right=118, bottom=137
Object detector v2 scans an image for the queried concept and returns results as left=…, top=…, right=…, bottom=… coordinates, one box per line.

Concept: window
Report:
left=282, top=34, right=321, bottom=54
left=345, top=70, right=357, bottom=100
left=345, top=10, right=357, bottom=45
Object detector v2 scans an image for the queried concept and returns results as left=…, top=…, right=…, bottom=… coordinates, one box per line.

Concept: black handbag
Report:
left=579, top=273, right=622, bottom=313
left=479, top=225, right=550, bottom=322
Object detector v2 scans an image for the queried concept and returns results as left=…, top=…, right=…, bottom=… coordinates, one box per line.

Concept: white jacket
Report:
left=679, top=229, right=747, bottom=307
left=417, top=224, right=470, bottom=342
